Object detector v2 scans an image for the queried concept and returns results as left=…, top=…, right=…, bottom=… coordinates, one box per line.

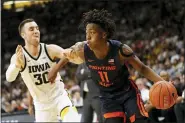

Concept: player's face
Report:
left=86, top=23, right=106, bottom=50
left=22, top=21, right=40, bottom=46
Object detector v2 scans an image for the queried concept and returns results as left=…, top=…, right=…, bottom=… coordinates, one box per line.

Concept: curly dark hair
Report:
left=82, top=9, right=116, bottom=39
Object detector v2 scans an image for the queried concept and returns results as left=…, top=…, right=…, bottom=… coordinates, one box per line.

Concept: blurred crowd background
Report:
left=1, top=0, right=185, bottom=123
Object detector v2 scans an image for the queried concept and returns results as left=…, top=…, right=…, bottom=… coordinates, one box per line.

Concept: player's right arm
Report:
left=63, top=41, right=86, bottom=63
left=119, top=44, right=164, bottom=83
left=6, top=45, right=24, bottom=82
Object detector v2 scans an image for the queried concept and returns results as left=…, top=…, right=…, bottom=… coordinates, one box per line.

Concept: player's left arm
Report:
left=46, top=43, right=85, bottom=83
left=46, top=44, right=67, bottom=60
left=119, top=44, right=164, bottom=83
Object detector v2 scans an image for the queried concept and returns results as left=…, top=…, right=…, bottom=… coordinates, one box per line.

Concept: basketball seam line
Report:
left=159, top=83, right=162, bottom=109
left=164, top=82, right=171, bottom=108
left=150, top=83, right=160, bottom=104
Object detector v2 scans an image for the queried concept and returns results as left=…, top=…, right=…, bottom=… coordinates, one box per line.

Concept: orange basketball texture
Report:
left=149, top=81, right=178, bottom=109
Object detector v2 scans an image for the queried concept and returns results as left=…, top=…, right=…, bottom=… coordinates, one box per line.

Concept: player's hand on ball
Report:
left=15, top=45, right=24, bottom=69
left=144, top=102, right=154, bottom=112
left=169, top=81, right=174, bottom=85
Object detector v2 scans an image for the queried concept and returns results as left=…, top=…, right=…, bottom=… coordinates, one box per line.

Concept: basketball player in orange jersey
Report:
left=48, top=9, right=165, bottom=123
left=5, top=19, right=80, bottom=122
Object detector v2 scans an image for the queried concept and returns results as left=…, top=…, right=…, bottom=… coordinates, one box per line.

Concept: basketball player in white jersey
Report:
left=6, top=18, right=80, bottom=122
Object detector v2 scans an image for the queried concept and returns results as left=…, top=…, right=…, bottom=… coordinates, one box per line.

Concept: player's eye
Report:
left=36, top=27, right=39, bottom=30
left=91, top=32, right=94, bottom=34
left=29, top=28, right=33, bottom=31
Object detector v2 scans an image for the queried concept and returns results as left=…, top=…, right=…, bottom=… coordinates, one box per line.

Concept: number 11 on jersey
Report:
left=98, top=71, right=109, bottom=83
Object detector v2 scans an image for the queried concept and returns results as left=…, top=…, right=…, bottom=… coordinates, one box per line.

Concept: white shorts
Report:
left=34, top=90, right=73, bottom=122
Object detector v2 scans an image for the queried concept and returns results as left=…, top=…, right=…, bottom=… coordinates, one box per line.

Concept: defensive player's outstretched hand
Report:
left=48, top=67, right=57, bottom=84
left=15, top=45, right=24, bottom=69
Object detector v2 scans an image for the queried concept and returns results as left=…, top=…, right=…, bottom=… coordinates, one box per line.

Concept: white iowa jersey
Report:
left=20, top=43, right=64, bottom=103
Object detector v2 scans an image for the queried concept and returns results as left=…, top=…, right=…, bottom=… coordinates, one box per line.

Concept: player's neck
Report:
left=93, top=42, right=109, bottom=59
left=25, top=44, right=40, bottom=57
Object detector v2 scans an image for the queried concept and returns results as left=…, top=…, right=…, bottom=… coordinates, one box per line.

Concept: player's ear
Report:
left=21, top=33, right=25, bottom=39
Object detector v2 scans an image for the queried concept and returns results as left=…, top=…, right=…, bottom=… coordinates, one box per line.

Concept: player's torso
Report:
left=20, top=43, right=64, bottom=103
left=84, top=40, right=130, bottom=97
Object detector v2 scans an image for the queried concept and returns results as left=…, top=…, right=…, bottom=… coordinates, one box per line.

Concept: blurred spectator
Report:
left=2, top=102, right=12, bottom=113
left=172, top=77, right=184, bottom=96
left=159, top=70, right=170, bottom=81
left=11, top=100, right=19, bottom=112
left=174, top=89, right=185, bottom=123
left=21, top=97, right=29, bottom=110
left=136, top=78, right=149, bottom=104
left=72, top=90, right=83, bottom=107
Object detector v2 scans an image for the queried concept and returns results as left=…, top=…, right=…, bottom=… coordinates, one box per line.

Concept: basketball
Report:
left=149, top=81, right=178, bottom=109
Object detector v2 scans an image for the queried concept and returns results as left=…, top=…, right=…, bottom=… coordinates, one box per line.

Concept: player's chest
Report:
left=25, top=58, right=52, bottom=73
left=87, top=59, right=122, bottom=87
left=87, top=58, right=122, bottom=79
left=87, top=57, right=120, bottom=70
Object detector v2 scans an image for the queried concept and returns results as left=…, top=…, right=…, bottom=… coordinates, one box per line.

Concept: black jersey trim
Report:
left=44, top=44, right=55, bottom=62
left=20, top=55, right=27, bottom=72
left=119, top=44, right=134, bottom=57
left=23, top=44, right=42, bottom=60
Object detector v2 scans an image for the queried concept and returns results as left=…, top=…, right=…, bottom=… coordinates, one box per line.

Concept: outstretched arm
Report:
left=119, top=44, right=164, bottom=83
left=47, top=42, right=86, bottom=83
left=46, top=42, right=85, bottom=64
left=6, top=45, right=25, bottom=82
left=63, top=41, right=86, bottom=63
